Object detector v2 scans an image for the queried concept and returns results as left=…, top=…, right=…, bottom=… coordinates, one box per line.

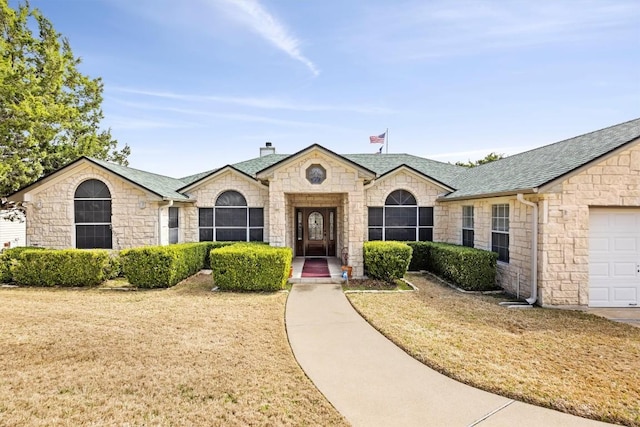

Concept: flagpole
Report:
left=385, top=128, right=389, bottom=154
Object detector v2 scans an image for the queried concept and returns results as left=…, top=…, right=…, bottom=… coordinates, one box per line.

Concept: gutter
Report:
left=437, top=188, right=537, bottom=203
left=158, top=199, right=174, bottom=245
left=517, top=194, right=538, bottom=305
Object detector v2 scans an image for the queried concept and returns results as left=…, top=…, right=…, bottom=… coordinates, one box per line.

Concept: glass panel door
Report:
left=308, top=212, right=324, bottom=240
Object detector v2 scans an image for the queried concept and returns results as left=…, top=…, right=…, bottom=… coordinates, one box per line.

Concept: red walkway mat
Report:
left=301, top=258, right=330, bottom=278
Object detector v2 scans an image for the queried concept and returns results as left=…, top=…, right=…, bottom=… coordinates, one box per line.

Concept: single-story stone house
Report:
left=8, top=118, right=640, bottom=307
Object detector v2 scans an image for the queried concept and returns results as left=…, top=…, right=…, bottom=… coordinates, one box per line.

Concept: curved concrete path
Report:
left=286, top=283, right=615, bottom=427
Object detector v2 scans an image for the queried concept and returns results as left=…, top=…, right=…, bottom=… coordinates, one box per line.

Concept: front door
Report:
left=295, top=208, right=336, bottom=257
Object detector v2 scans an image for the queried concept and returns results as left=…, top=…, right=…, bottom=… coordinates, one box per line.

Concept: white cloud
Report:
left=107, top=98, right=328, bottom=128
left=110, top=87, right=391, bottom=114
left=215, top=0, right=319, bottom=76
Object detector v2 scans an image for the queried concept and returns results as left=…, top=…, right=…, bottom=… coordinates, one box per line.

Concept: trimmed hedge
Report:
left=200, top=242, right=237, bottom=269
left=0, top=246, right=46, bottom=283
left=211, top=244, right=292, bottom=291
left=11, top=249, right=110, bottom=287
left=407, top=241, right=499, bottom=291
left=121, top=242, right=209, bottom=288
left=406, top=241, right=431, bottom=272
left=104, top=251, right=122, bottom=279
left=363, top=241, right=413, bottom=283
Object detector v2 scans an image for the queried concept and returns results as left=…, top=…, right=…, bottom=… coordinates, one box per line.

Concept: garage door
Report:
left=589, top=208, right=640, bottom=307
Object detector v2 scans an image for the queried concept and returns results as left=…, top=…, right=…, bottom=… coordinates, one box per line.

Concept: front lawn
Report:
left=347, top=273, right=640, bottom=427
left=342, top=278, right=413, bottom=291
left=0, top=274, right=347, bottom=426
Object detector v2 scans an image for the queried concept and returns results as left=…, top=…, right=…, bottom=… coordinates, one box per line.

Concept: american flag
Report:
left=369, top=132, right=386, bottom=144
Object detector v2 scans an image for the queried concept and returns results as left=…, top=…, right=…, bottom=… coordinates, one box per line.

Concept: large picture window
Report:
left=367, top=189, right=433, bottom=241
left=492, top=204, right=509, bottom=262
left=74, top=179, right=112, bottom=249
left=462, top=205, right=474, bottom=248
left=199, top=191, right=264, bottom=242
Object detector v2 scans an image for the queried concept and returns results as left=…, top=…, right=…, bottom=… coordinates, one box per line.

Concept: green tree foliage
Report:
left=455, top=152, right=505, bottom=168
left=0, top=0, right=130, bottom=197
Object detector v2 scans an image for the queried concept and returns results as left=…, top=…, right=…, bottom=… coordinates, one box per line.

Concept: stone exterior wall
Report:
left=437, top=143, right=640, bottom=306
left=183, top=170, right=270, bottom=243
left=439, top=197, right=537, bottom=299
left=537, top=144, right=640, bottom=306
left=264, top=151, right=367, bottom=275
left=23, top=163, right=159, bottom=249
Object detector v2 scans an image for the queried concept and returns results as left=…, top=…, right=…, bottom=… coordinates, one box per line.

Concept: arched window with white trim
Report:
left=198, top=190, right=264, bottom=242
left=74, top=179, right=112, bottom=249
left=367, top=189, right=433, bottom=241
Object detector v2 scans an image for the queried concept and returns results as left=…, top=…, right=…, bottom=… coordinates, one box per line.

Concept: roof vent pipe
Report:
left=517, top=193, right=538, bottom=305
left=260, top=142, right=276, bottom=157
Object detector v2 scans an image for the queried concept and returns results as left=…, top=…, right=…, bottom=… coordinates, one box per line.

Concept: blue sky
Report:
left=17, top=0, right=640, bottom=178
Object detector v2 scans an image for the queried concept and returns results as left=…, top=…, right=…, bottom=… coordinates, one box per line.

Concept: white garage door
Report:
left=589, top=208, right=640, bottom=307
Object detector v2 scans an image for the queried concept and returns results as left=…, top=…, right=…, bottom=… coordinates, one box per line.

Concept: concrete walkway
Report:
left=586, top=307, right=640, bottom=328
left=286, top=283, right=615, bottom=427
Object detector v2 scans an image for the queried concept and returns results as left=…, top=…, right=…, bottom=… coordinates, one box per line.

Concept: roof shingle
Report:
left=74, top=117, right=640, bottom=202
left=445, top=117, right=640, bottom=199
left=88, top=158, right=192, bottom=200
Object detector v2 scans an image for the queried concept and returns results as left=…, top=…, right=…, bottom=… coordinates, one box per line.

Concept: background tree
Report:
left=0, top=0, right=129, bottom=198
left=455, top=152, right=505, bottom=168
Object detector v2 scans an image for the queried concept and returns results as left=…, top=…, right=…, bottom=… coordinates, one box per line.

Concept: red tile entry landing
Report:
left=301, top=258, right=330, bottom=278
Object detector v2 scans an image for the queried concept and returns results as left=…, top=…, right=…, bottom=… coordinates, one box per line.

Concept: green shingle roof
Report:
left=232, top=154, right=290, bottom=176
left=177, top=154, right=289, bottom=190
left=88, top=158, right=192, bottom=200
left=445, top=117, right=640, bottom=200
left=80, top=117, right=640, bottom=202
left=343, top=153, right=465, bottom=188
left=179, top=168, right=221, bottom=186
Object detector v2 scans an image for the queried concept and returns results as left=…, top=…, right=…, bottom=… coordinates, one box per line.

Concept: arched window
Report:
left=216, top=190, right=247, bottom=207
left=385, top=189, right=416, bottom=206
left=367, top=189, right=433, bottom=241
left=198, top=190, right=264, bottom=242
left=74, top=179, right=112, bottom=249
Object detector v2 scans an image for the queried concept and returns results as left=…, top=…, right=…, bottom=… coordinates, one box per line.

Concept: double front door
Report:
left=295, top=208, right=336, bottom=257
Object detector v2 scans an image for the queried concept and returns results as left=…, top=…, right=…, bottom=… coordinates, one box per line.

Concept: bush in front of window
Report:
left=199, top=241, right=268, bottom=269
left=0, top=246, right=46, bottom=283
left=210, top=244, right=292, bottom=292
left=406, top=241, right=433, bottom=272
left=121, top=243, right=209, bottom=288
left=200, top=242, right=237, bottom=269
left=409, top=241, right=499, bottom=291
left=102, top=251, right=123, bottom=279
left=11, top=249, right=110, bottom=287
left=364, top=241, right=413, bottom=283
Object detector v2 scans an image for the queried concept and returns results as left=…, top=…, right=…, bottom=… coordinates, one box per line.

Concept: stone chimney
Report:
left=260, top=142, right=276, bottom=157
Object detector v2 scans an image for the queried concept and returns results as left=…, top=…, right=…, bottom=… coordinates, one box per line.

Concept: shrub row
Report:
left=211, top=244, right=292, bottom=291
left=200, top=242, right=237, bottom=269
left=120, top=242, right=211, bottom=288
left=406, top=241, right=498, bottom=291
left=11, top=249, right=111, bottom=287
left=363, top=241, right=413, bottom=283
left=0, top=246, right=46, bottom=283
left=1, top=241, right=278, bottom=289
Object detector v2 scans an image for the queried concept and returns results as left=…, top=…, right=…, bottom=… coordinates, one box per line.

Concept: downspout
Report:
left=517, top=194, right=538, bottom=305
left=158, top=200, right=174, bottom=245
